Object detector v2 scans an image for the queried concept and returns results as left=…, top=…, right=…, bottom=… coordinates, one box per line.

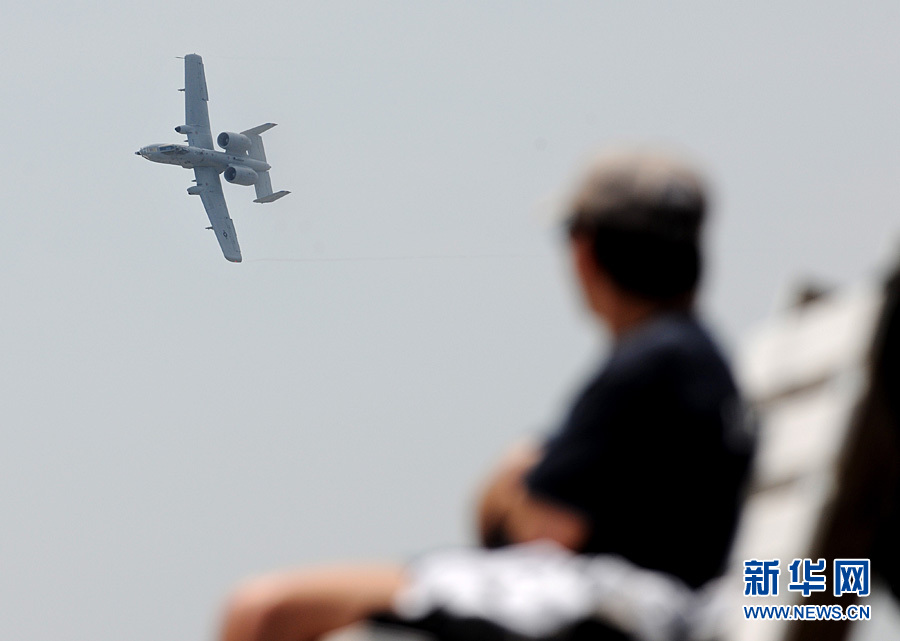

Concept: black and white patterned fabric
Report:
left=389, top=542, right=698, bottom=641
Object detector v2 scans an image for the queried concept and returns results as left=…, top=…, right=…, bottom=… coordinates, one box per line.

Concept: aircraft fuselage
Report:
left=136, top=143, right=271, bottom=174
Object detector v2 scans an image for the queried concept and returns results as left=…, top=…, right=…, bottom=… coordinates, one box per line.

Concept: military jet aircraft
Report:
left=136, top=54, right=289, bottom=262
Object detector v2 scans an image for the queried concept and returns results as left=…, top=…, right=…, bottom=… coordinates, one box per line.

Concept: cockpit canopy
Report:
left=143, top=144, right=184, bottom=154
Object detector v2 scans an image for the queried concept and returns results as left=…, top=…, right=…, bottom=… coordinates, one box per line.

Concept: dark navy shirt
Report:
left=526, top=313, right=753, bottom=588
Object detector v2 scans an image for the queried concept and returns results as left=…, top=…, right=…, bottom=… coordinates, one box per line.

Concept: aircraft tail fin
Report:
left=252, top=170, right=290, bottom=203
left=241, top=123, right=277, bottom=163
left=254, top=188, right=290, bottom=204
left=240, top=123, right=290, bottom=203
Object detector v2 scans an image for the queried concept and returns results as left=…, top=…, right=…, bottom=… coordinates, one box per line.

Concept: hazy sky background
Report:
left=1, top=3, right=898, bottom=641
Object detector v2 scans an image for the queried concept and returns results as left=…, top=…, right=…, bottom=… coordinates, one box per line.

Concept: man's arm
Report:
left=476, top=441, right=590, bottom=551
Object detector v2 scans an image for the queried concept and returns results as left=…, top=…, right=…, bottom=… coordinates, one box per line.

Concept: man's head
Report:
left=563, top=149, right=708, bottom=328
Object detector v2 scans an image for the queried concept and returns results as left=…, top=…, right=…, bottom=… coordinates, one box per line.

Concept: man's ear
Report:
left=571, top=235, right=600, bottom=287
left=570, top=234, right=618, bottom=321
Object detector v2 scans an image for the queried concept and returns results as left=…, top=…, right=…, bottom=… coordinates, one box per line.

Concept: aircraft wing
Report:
left=183, top=54, right=215, bottom=150
left=194, top=166, right=242, bottom=262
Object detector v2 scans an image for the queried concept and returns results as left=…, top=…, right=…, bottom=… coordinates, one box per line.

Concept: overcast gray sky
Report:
left=1, top=3, right=898, bottom=641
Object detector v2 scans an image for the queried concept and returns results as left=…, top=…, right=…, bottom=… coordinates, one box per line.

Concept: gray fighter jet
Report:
left=137, top=54, right=289, bottom=262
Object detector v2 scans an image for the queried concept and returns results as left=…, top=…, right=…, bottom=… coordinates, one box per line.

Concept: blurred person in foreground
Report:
left=218, top=149, right=754, bottom=641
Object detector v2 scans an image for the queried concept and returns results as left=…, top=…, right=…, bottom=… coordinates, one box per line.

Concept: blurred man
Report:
left=219, top=149, right=753, bottom=641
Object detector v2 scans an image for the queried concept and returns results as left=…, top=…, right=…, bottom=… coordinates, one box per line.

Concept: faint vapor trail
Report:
left=246, top=253, right=538, bottom=264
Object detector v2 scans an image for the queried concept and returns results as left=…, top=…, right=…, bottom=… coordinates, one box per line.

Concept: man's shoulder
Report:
left=615, top=313, right=720, bottom=362
left=603, top=313, right=734, bottom=390
left=568, top=314, right=736, bottom=425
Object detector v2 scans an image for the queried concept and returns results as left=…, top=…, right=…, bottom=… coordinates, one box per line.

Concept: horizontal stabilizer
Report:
left=254, top=190, right=290, bottom=204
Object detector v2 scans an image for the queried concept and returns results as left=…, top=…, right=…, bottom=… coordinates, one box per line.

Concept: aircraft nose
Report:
left=135, top=151, right=141, bottom=155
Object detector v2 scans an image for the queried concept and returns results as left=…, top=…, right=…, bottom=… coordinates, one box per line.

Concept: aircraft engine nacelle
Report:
left=217, top=132, right=252, bottom=154
left=224, top=165, right=259, bottom=186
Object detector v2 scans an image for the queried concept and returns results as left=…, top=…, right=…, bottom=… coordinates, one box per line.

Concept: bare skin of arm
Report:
left=220, top=443, right=589, bottom=641
left=220, top=564, right=407, bottom=641
left=476, top=440, right=590, bottom=551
